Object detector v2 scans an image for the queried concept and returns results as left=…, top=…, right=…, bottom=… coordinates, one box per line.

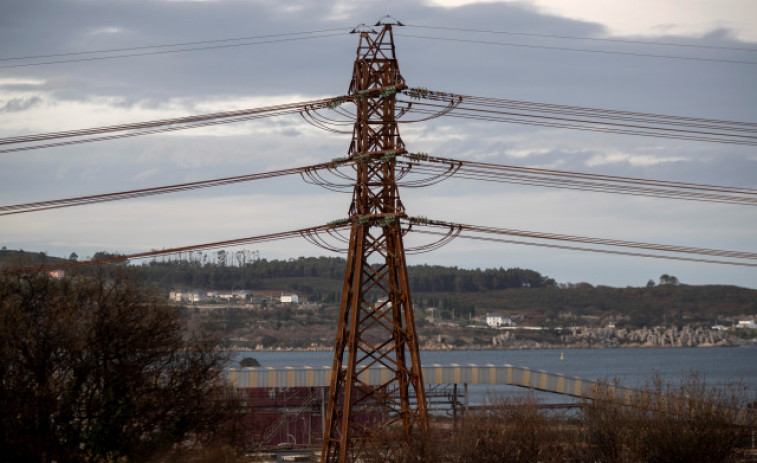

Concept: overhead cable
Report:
left=1, top=28, right=350, bottom=62
left=0, top=95, right=350, bottom=154
left=9, top=149, right=751, bottom=219
left=0, top=160, right=351, bottom=216
left=404, top=24, right=757, bottom=53
left=5, top=216, right=754, bottom=275
left=413, top=228, right=757, bottom=267
left=1, top=222, right=351, bottom=275
left=395, top=33, right=757, bottom=66
left=396, top=154, right=757, bottom=206
left=299, top=151, right=757, bottom=205
left=0, top=31, right=347, bottom=69
left=398, top=89, right=757, bottom=146
left=408, top=218, right=757, bottom=267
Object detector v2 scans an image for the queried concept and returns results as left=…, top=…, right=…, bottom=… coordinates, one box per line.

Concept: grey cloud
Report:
left=1, top=0, right=754, bottom=287
left=0, top=96, right=42, bottom=112
left=281, top=128, right=302, bottom=137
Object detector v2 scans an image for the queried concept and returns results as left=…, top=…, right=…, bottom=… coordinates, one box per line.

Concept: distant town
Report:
left=168, top=286, right=757, bottom=351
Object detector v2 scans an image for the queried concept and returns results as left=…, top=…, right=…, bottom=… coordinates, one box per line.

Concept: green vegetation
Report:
left=113, top=254, right=754, bottom=325
left=124, top=256, right=555, bottom=296
left=239, top=357, right=261, bottom=367
left=0, top=248, right=68, bottom=266
left=415, top=283, right=757, bottom=327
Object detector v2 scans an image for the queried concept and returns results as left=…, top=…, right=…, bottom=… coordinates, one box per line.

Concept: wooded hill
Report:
left=127, top=257, right=757, bottom=326
left=3, top=251, right=755, bottom=328
left=128, top=256, right=557, bottom=297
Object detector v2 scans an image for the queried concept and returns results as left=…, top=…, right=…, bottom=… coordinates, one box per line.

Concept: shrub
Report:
left=0, top=268, right=240, bottom=462
left=581, top=373, right=755, bottom=463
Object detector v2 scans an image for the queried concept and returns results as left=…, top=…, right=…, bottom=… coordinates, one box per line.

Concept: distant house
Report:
left=170, top=290, right=206, bottom=303
left=280, top=294, right=299, bottom=304
left=209, top=290, right=252, bottom=302
left=233, top=290, right=253, bottom=301
left=737, top=320, right=756, bottom=329
left=186, top=291, right=206, bottom=303
left=486, top=313, right=513, bottom=328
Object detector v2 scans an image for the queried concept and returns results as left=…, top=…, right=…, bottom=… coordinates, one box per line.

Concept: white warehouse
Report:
left=486, top=313, right=513, bottom=328
left=280, top=294, right=300, bottom=303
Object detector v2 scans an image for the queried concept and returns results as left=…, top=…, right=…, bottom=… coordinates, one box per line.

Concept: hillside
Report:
left=113, top=256, right=755, bottom=321
left=3, top=250, right=755, bottom=349
left=0, top=248, right=69, bottom=267
left=127, top=257, right=757, bottom=349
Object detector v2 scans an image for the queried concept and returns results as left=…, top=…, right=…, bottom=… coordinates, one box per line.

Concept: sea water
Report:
left=233, top=345, right=757, bottom=405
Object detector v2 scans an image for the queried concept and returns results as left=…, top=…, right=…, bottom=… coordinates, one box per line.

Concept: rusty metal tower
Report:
left=321, top=20, right=427, bottom=463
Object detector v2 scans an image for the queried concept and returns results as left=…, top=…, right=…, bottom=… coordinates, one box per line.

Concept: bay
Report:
left=233, top=346, right=757, bottom=404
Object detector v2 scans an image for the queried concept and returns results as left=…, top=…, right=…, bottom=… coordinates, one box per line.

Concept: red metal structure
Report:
left=321, top=20, right=428, bottom=463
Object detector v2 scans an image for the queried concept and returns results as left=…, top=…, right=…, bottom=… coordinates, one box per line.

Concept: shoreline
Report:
left=226, top=340, right=755, bottom=353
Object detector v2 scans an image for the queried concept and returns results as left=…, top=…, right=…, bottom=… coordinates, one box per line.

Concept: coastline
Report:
left=226, top=339, right=754, bottom=353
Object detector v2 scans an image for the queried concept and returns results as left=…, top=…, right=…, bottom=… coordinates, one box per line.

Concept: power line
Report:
left=6, top=148, right=753, bottom=219
left=7, top=23, right=751, bottom=67
left=0, top=95, right=351, bottom=154
left=304, top=151, right=757, bottom=205
left=408, top=108, right=757, bottom=146
left=0, top=96, right=345, bottom=144
left=410, top=219, right=757, bottom=266
left=395, top=33, right=757, bottom=65
left=443, top=220, right=757, bottom=259
left=0, top=222, right=351, bottom=275
left=401, top=103, right=757, bottom=146
left=397, top=89, right=757, bottom=146
left=404, top=24, right=757, bottom=53
left=2, top=22, right=750, bottom=315
left=0, top=31, right=347, bottom=69
left=0, top=28, right=349, bottom=62
left=5, top=214, right=753, bottom=275
left=412, top=91, right=757, bottom=130
left=395, top=154, right=757, bottom=206
left=0, top=110, right=307, bottom=154
left=414, top=229, right=757, bottom=267
left=0, top=160, right=351, bottom=216
left=7, top=89, right=754, bottom=154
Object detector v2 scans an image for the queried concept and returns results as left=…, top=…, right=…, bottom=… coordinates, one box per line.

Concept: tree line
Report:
left=127, top=256, right=557, bottom=293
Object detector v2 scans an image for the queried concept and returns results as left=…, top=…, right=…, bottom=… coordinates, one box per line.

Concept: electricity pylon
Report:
left=321, top=21, right=427, bottom=463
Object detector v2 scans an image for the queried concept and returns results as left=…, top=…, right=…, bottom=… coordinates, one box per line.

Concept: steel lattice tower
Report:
left=321, top=22, right=427, bottom=463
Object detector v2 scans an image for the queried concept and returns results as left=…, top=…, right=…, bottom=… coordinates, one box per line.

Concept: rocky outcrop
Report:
left=491, top=324, right=731, bottom=349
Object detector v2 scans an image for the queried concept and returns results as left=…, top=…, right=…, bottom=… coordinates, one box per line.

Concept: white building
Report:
left=186, top=291, right=206, bottom=303
left=281, top=294, right=299, bottom=303
left=737, top=320, right=756, bottom=329
left=169, top=290, right=206, bottom=303
left=206, top=290, right=252, bottom=301
left=486, top=313, right=513, bottom=328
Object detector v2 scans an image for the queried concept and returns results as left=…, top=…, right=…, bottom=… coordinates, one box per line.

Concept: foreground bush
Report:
left=582, top=374, right=755, bottom=462
left=360, top=398, right=576, bottom=463
left=0, top=269, right=240, bottom=462
left=360, top=374, right=755, bottom=463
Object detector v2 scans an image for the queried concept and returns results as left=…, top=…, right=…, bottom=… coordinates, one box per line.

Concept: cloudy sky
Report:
left=1, top=0, right=755, bottom=288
